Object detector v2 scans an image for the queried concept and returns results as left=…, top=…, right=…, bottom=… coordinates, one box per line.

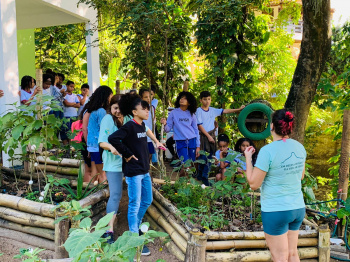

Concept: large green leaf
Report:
left=12, top=125, right=25, bottom=140
left=79, top=217, right=92, bottom=229
left=95, top=213, right=114, bottom=230
left=64, top=229, right=105, bottom=258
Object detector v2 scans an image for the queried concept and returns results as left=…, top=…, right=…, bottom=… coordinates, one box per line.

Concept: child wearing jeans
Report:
left=108, top=93, right=162, bottom=256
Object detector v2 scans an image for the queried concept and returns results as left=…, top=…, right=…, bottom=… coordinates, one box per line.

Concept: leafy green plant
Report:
left=53, top=200, right=92, bottom=228
left=64, top=213, right=168, bottom=262
left=13, top=248, right=45, bottom=262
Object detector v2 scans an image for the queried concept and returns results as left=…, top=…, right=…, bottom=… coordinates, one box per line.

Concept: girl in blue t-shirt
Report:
left=86, top=86, right=113, bottom=184
left=98, top=95, right=124, bottom=244
left=160, top=91, right=200, bottom=163
left=233, top=138, right=257, bottom=174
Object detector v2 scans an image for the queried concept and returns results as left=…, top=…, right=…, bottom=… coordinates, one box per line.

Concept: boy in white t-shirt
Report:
left=195, top=91, right=245, bottom=186
left=62, top=81, right=80, bottom=145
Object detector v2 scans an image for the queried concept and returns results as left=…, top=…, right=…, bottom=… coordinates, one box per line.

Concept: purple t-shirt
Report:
left=164, top=108, right=200, bottom=147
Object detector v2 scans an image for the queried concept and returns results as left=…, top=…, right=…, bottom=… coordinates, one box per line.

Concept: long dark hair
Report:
left=108, top=95, right=123, bottom=128
left=85, top=85, right=113, bottom=113
left=21, top=76, right=33, bottom=90
left=174, top=91, right=197, bottom=115
left=235, top=137, right=257, bottom=164
left=272, top=109, right=294, bottom=137
left=118, top=93, right=150, bottom=117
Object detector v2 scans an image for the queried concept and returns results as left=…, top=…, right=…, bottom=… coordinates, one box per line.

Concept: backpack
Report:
left=71, top=120, right=83, bottom=143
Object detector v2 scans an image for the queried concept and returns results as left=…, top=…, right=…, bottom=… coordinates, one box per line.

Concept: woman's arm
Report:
left=245, top=146, right=267, bottom=190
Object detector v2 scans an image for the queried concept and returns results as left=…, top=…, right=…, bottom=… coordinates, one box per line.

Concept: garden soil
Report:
left=0, top=186, right=180, bottom=262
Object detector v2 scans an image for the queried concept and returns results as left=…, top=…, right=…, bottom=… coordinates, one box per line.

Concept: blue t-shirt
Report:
left=196, top=107, right=223, bottom=132
left=98, top=114, right=123, bottom=172
left=255, top=139, right=307, bottom=212
left=87, top=108, right=107, bottom=151
left=215, top=148, right=234, bottom=167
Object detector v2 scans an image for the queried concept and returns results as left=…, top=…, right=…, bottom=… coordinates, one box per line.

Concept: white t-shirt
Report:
left=196, top=107, right=223, bottom=132
left=20, top=90, right=33, bottom=106
left=64, top=93, right=79, bottom=117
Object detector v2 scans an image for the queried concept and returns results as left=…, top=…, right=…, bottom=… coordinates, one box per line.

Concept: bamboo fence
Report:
left=145, top=186, right=331, bottom=262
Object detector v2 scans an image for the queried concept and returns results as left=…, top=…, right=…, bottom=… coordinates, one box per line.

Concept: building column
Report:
left=0, top=0, right=20, bottom=167
left=86, top=19, right=100, bottom=93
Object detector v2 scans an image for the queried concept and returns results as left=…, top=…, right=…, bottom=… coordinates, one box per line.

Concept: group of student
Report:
left=12, top=74, right=308, bottom=260
left=18, top=70, right=90, bottom=145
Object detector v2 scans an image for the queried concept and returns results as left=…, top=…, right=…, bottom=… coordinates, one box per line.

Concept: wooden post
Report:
left=115, top=80, right=120, bottom=94
left=185, top=228, right=207, bottom=262
left=35, top=69, right=43, bottom=118
left=183, top=81, right=189, bottom=92
left=337, top=109, right=350, bottom=236
left=55, top=217, right=70, bottom=259
left=318, top=224, right=330, bottom=262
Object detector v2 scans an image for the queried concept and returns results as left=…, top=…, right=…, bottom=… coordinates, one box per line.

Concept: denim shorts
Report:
left=262, top=208, right=305, bottom=236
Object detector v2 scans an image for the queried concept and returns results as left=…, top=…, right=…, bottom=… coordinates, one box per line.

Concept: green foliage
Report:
left=53, top=200, right=92, bottom=226
left=64, top=213, right=168, bottom=262
left=13, top=248, right=45, bottom=262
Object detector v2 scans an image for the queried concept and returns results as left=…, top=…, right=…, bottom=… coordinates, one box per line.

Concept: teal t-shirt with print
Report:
left=98, top=114, right=123, bottom=172
left=255, top=139, right=306, bottom=212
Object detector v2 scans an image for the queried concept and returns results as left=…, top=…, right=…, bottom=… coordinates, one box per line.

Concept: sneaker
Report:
left=102, top=231, right=114, bottom=244
left=141, top=245, right=151, bottom=256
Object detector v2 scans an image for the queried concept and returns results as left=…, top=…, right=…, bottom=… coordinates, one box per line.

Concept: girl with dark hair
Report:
left=86, top=85, right=113, bottom=183
left=160, top=91, right=200, bottom=162
left=98, top=95, right=124, bottom=244
left=20, top=75, right=40, bottom=106
left=108, top=93, right=163, bottom=255
left=244, top=109, right=306, bottom=262
left=234, top=138, right=257, bottom=172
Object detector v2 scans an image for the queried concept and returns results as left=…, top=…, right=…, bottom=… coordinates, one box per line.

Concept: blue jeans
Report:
left=152, top=153, right=158, bottom=163
left=197, top=153, right=212, bottom=186
left=125, top=173, right=153, bottom=233
left=106, top=172, right=123, bottom=214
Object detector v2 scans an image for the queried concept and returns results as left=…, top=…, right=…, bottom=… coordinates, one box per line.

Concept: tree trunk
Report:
left=284, top=0, right=331, bottom=143
left=338, top=109, right=350, bottom=203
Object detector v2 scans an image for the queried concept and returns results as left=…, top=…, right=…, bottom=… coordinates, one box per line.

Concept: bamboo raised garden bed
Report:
left=0, top=176, right=109, bottom=259
left=145, top=186, right=331, bottom=262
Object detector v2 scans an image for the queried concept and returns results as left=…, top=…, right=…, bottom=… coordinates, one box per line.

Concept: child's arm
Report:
left=223, top=105, right=245, bottom=114
left=108, top=126, right=134, bottom=159
left=82, top=112, right=90, bottom=142
left=78, top=94, right=88, bottom=106
left=146, top=129, right=163, bottom=149
left=198, top=124, right=215, bottom=144
left=99, top=116, right=121, bottom=156
left=191, top=114, right=201, bottom=157
left=161, top=112, right=173, bottom=133
left=220, top=161, right=230, bottom=169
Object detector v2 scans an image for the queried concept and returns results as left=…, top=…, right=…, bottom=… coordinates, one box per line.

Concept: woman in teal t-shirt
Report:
left=244, top=109, right=306, bottom=262
left=98, top=95, right=125, bottom=244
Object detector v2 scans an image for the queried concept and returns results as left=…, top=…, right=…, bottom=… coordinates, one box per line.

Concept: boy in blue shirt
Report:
left=196, top=91, right=245, bottom=185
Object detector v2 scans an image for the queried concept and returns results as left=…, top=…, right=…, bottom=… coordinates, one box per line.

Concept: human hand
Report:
left=207, top=135, right=215, bottom=144
left=110, top=146, right=121, bottom=156
left=125, top=155, right=138, bottom=162
left=244, top=146, right=255, bottom=159
left=34, top=86, right=42, bottom=95
left=0, top=90, right=4, bottom=98
left=195, top=147, right=200, bottom=158
left=239, top=105, right=245, bottom=111
left=160, top=118, right=167, bottom=125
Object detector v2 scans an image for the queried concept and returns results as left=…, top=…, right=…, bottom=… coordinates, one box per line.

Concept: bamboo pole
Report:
left=0, top=218, right=54, bottom=240
left=205, top=230, right=318, bottom=240
left=55, top=217, right=70, bottom=259
left=153, top=198, right=189, bottom=240
left=0, top=193, right=55, bottom=217
left=36, top=164, right=79, bottom=176
left=36, top=156, right=81, bottom=168
left=153, top=178, right=176, bottom=185
left=0, top=207, right=55, bottom=229
left=0, top=227, right=55, bottom=251
left=78, top=188, right=110, bottom=208
left=206, top=247, right=318, bottom=262
left=152, top=187, right=195, bottom=231
left=70, top=180, right=94, bottom=189
left=144, top=213, right=185, bottom=262
left=185, top=228, right=207, bottom=262
left=147, top=204, right=187, bottom=253
left=206, top=238, right=318, bottom=250
left=303, top=218, right=318, bottom=229
left=318, top=224, right=330, bottom=262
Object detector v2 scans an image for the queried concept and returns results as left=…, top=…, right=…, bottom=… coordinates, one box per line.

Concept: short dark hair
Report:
left=174, top=91, right=197, bottom=115
left=81, top=83, right=89, bottom=90
left=43, top=74, right=53, bottom=85
left=66, top=80, right=75, bottom=86
left=200, top=91, right=211, bottom=99
left=57, top=73, right=65, bottom=80
left=218, top=134, right=230, bottom=144
left=139, top=88, right=150, bottom=98
left=272, top=109, right=294, bottom=136
left=119, top=93, right=150, bottom=117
